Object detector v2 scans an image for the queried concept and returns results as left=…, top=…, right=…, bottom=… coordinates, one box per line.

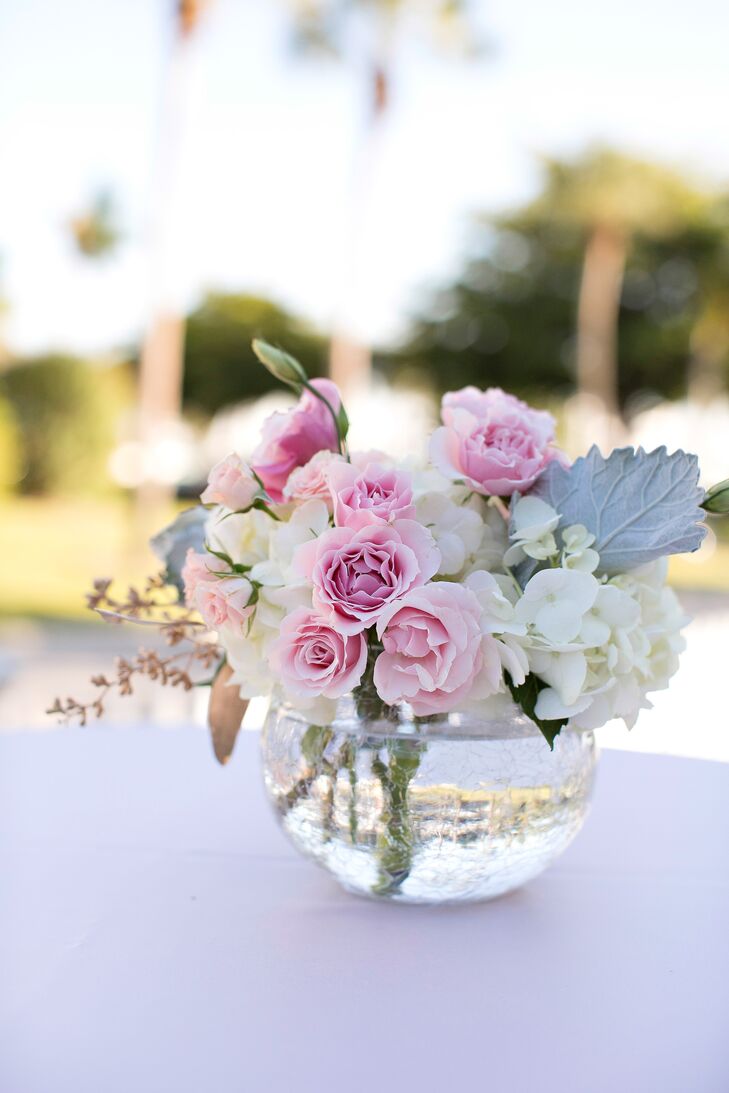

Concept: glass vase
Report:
left=261, top=692, right=597, bottom=905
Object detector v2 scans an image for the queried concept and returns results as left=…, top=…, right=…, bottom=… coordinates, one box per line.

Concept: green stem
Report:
left=371, top=738, right=425, bottom=898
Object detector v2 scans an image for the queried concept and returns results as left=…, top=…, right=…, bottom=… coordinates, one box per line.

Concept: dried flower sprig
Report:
left=47, top=575, right=223, bottom=727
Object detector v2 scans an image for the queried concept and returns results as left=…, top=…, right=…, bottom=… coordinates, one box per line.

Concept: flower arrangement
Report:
left=52, top=340, right=728, bottom=764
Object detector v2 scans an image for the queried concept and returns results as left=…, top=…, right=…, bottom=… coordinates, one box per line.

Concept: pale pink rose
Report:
left=430, top=385, right=560, bottom=497
left=251, top=378, right=342, bottom=502
left=283, top=450, right=344, bottom=508
left=294, top=520, right=440, bottom=635
left=193, top=575, right=255, bottom=633
left=327, top=461, right=415, bottom=530
left=373, top=583, right=489, bottom=716
left=181, top=549, right=221, bottom=605
left=200, top=453, right=260, bottom=511
left=270, top=607, right=367, bottom=699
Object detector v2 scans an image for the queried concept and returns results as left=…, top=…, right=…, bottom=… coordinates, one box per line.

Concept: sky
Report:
left=1, top=0, right=729, bottom=356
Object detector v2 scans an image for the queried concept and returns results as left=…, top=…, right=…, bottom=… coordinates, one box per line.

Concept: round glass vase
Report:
left=261, top=690, right=597, bottom=905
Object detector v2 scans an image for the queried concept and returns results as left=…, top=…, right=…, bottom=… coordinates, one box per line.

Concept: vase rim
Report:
left=268, top=692, right=588, bottom=744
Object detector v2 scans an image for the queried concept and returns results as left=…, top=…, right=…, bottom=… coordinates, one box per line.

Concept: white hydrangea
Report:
left=503, top=497, right=560, bottom=566
left=560, top=524, right=600, bottom=573
left=416, top=491, right=484, bottom=576
left=530, top=560, right=689, bottom=730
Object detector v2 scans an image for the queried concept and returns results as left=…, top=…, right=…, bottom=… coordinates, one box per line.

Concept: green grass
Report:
left=0, top=497, right=180, bottom=620
left=0, top=497, right=727, bottom=622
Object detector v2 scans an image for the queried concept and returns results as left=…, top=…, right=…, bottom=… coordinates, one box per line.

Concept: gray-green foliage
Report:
left=531, top=445, right=706, bottom=574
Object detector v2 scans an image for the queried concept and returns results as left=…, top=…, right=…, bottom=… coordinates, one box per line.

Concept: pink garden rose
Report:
left=431, top=386, right=560, bottom=496
left=251, top=378, right=342, bottom=502
left=373, top=583, right=492, bottom=716
left=294, top=520, right=440, bottom=635
left=327, top=460, right=415, bottom=530
left=270, top=607, right=367, bottom=699
left=283, top=450, right=344, bottom=508
left=201, top=453, right=260, bottom=511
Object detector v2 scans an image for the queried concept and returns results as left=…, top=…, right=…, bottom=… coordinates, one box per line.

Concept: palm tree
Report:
left=527, top=150, right=707, bottom=426
left=284, top=0, right=487, bottom=393
left=69, top=190, right=120, bottom=259
left=135, top=0, right=211, bottom=518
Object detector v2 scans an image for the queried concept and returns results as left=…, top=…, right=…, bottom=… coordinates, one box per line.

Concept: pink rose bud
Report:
left=201, top=453, right=260, bottom=511
left=374, top=583, right=490, bottom=716
left=294, top=520, right=440, bottom=635
left=430, top=386, right=564, bottom=497
left=251, top=378, right=342, bottom=502
left=270, top=607, right=367, bottom=699
left=181, top=549, right=221, bottom=606
left=327, top=461, right=416, bottom=530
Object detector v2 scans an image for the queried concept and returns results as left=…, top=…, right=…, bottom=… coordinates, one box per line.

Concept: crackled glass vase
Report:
left=261, top=690, right=597, bottom=905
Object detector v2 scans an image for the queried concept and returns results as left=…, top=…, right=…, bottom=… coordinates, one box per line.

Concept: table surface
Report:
left=1, top=727, right=728, bottom=1093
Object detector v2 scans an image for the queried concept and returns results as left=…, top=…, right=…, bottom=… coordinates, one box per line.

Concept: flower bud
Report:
left=702, top=478, right=729, bottom=515
left=252, top=339, right=308, bottom=389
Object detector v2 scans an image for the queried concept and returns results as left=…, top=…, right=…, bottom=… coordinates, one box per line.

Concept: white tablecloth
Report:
left=1, top=728, right=728, bottom=1093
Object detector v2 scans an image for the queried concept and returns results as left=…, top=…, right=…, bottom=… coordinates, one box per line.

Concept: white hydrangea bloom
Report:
left=416, top=491, right=484, bottom=575
left=206, top=506, right=272, bottom=569
left=503, top=496, right=560, bottom=566
left=531, top=560, right=689, bottom=730
left=465, top=504, right=510, bottom=574
left=515, top=568, right=600, bottom=645
left=560, top=524, right=600, bottom=573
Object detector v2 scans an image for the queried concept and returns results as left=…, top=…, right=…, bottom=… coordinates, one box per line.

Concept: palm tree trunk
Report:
left=328, top=40, right=393, bottom=396
left=135, top=3, right=207, bottom=529
left=576, top=224, right=628, bottom=418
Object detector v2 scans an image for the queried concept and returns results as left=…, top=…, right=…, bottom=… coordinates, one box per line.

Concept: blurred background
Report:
left=0, top=0, right=727, bottom=758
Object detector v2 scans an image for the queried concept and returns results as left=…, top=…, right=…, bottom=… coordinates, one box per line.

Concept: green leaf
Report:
left=251, top=339, right=307, bottom=390
left=702, top=478, right=729, bottom=515
left=505, top=672, right=567, bottom=750
left=336, top=402, right=349, bottom=441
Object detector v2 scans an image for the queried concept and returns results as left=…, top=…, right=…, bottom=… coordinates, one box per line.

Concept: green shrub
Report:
left=0, top=395, right=22, bottom=493
left=1, top=355, right=125, bottom=495
left=183, top=293, right=327, bottom=415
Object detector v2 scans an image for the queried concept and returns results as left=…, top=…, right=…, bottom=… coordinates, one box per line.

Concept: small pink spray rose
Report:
left=201, top=453, right=260, bottom=511
left=327, top=461, right=416, bottom=530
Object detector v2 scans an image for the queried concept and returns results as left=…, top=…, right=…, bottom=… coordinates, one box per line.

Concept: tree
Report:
left=182, top=294, right=327, bottom=415
left=395, top=158, right=729, bottom=415
left=527, top=150, right=708, bottom=422
left=68, top=190, right=120, bottom=259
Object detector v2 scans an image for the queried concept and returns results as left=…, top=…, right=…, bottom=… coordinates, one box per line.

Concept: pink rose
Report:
left=283, top=450, right=344, bottom=508
left=251, top=378, right=342, bottom=502
left=430, top=386, right=559, bottom=497
left=327, top=460, right=415, bottom=530
left=200, top=453, right=260, bottom=511
left=294, top=520, right=440, bottom=635
left=181, top=549, right=220, bottom=604
left=373, top=583, right=488, bottom=716
left=270, top=607, right=367, bottom=699
left=194, top=575, right=255, bottom=633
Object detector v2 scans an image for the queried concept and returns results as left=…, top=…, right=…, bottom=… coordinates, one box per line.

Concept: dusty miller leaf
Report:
left=150, top=505, right=208, bottom=595
left=529, top=446, right=706, bottom=575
